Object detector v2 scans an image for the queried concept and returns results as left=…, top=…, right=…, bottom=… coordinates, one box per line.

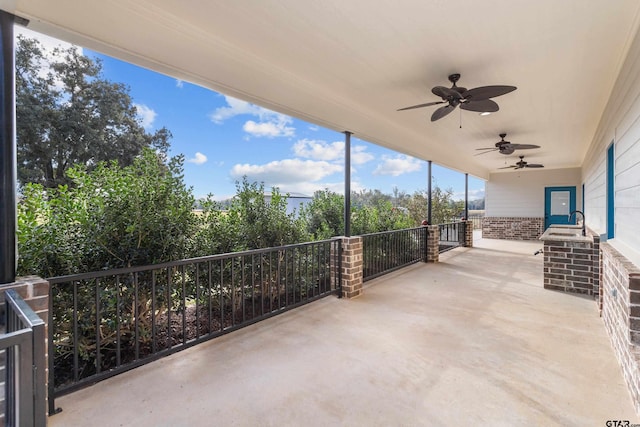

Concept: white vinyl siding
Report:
left=486, top=168, right=581, bottom=217
left=583, top=19, right=640, bottom=257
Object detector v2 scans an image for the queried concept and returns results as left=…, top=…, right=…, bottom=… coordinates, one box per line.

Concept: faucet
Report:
left=568, top=210, right=586, bottom=236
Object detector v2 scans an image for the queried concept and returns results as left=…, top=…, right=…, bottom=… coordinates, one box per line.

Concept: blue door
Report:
left=544, top=186, right=576, bottom=229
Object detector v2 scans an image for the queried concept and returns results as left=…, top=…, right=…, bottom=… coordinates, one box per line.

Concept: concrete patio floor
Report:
left=49, top=236, right=637, bottom=426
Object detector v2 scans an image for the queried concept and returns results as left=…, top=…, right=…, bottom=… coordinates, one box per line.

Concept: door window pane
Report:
left=550, top=191, right=570, bottom=215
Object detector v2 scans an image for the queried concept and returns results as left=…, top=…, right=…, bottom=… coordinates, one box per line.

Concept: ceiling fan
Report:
left=499, top=155, right=544, bottom=170
left=397, top=73, right=517, bottom=122
left=476, top=133, right=540, bottom=156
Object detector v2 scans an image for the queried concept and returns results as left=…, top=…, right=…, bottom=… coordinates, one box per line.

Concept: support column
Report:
left=344, top=131, right=352, bottom=237
left=427, top=160, right=432, bottom=225
left=340, top=236, right=362, bottom=298
left=464, top=172, right=469, bottom=220
left=0, top=11, right=16, bottom=284
left=426, top=225, right=439, bottom=263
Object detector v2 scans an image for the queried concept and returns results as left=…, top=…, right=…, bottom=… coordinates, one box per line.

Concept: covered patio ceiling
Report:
left=2, top=0, right=640, bottom=180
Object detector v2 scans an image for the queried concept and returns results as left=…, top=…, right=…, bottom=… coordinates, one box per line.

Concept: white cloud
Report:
left=308, top=125, right=319, bottom=131
left=352, top=145, right=375, bottom=165
left=293, top=139, right=343, bottom=161
left=243, top=116, right=295, bottom=138
left=210, top=96, right=264, bottom=124
left=133, top=103, right=157, bottom=129
left=231, top=158, right=342, bottom=185
left=176, top=79, right=184, bottom=88
left=187, top=152, right=208, bottom=165
left=373, top=155, right=423, bottom=177
left=210, top=95, right=295, bottom=138
left=293, top=139, right=374, bottom=164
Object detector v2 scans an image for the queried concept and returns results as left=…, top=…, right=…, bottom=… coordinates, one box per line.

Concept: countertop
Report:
left=540, top=226, right=593, bottom=242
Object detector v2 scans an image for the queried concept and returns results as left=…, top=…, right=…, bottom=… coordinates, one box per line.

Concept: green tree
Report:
left=405, top=187, right=464, bottom=225
left=17, top=149, right=195, bottom=277
left=300, top=190, right=345, bottom=239
left=195, top=179, right=309, bottom=254
left=351, top=200, right=414, bottom=235
left=16, top=36, right=171, bottom=188
left=301, top=189, right=414, bottom=238
left=351, top=189, right=392, bottom=209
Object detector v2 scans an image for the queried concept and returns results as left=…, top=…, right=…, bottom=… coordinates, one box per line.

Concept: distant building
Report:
left=264, top=192, right=313, bottom=216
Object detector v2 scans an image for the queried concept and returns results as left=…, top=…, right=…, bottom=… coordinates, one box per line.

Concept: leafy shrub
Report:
left=17, top=148, right=196, bottom=277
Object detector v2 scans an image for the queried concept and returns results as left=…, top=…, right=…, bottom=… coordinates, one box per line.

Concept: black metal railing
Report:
left=47, top=239, right=341, bottom=412
left=0, top=289, right=46, bottom=426
left=362, top=227, right=427, bottom=281
left=438, top=221, right=466, bottom=253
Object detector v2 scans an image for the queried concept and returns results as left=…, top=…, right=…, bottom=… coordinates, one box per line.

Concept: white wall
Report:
left=583, top=17, right=640, bottom=261
left=486, top=168, right=582, bottom=217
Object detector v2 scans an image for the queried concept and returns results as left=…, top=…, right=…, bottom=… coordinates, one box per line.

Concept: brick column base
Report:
left=464, top=220, right=473, bottom=247
left=339, top=236, right=363, bottom=298
left=426, top=225, right=439, bottom=263
left=0, top=276, right=50, bottom=320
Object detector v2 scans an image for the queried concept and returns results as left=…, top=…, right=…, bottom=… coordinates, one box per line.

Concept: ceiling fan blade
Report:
left=462, top=85, right=517, bottom=101
left=432, top=86, right=462, bottom=100
left=475, top=147, right=497, bottom=150
left=499, top=147, right=515, bottom=155
left=460, top=99, right=499, bottom=112
left=474, top=149, right=498, bottom=156
left=508, top=144, right=540, bottom=150
left=397, top=101, right=446, bottom=111
left=498, top=165, right=516, bottom=169
left=525, top=164, right=544, bottom=168
left=430, top=104, right=456, bottom=121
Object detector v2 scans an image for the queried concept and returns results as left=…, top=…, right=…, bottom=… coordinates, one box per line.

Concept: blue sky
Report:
left=19, top=27, right=485, bottom=201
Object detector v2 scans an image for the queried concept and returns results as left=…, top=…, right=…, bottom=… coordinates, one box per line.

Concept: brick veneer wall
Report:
left=600, top=243, right=640, bottom=414
left=482, top=217, right=544, bottom=240
left=543, top=238, right=594, bottom=295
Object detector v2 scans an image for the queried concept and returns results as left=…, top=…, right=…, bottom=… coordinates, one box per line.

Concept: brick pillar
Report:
left=426, top=225, right=439, bottom=263
left=340, top=236, right=363, bottom=298
left=0, top=276, right=50, bottom=319
left=0, top=276, right=50, bottom=417
left=463, top=220, right=473, bottom=248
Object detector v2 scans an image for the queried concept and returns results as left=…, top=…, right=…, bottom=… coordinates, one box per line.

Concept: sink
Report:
left=548, top=231, right=579, bottom=236
left=549, top=224, right=582, bottom=229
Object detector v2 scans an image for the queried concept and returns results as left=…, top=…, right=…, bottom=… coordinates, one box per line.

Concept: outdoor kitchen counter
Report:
left=540, top=226, right=595, bottom=295
left=540, top=226, right=593, bottom=243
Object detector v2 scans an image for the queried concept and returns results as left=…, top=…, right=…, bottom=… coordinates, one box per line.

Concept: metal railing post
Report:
left=2, top=289, right=46, bottom=426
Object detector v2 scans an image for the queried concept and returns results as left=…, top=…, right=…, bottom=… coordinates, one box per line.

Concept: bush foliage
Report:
left=18, top=151, right=463, bottom=278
